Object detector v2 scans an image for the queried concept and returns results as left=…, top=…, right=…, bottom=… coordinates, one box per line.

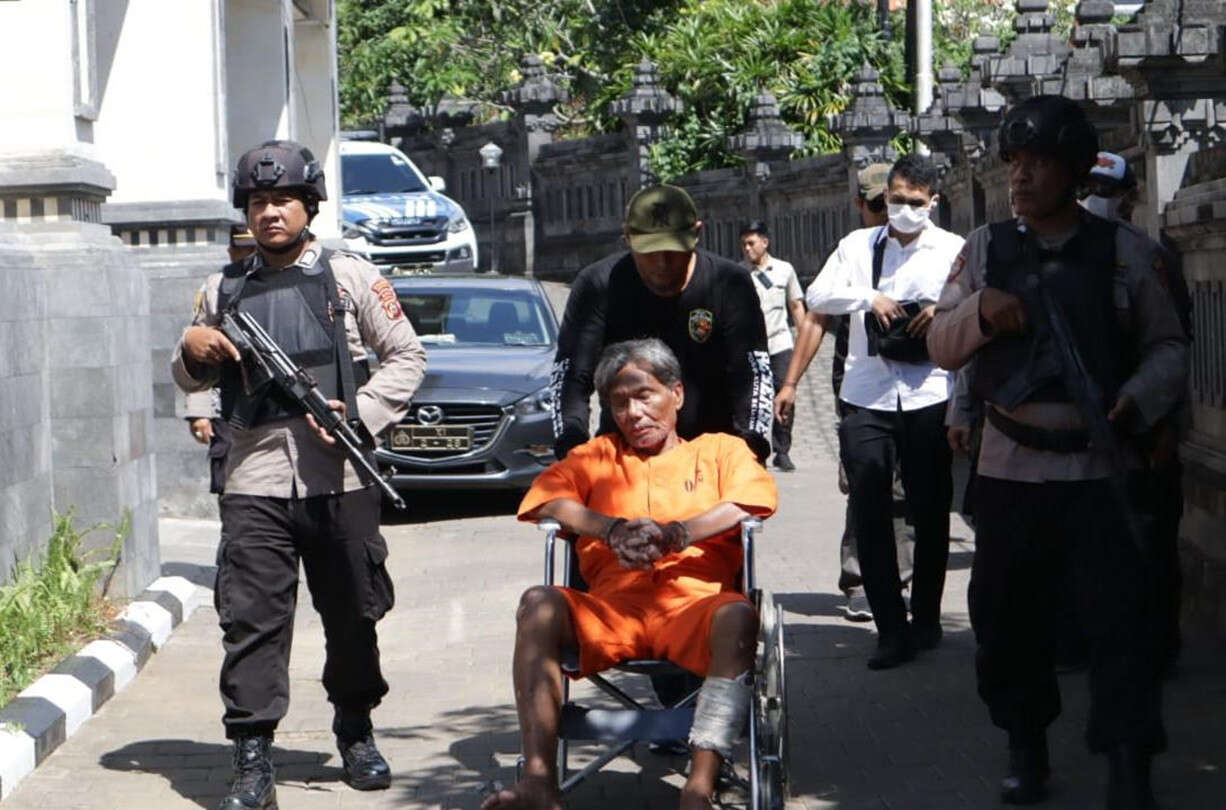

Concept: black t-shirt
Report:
left=551, top=250, right=773, bottom=461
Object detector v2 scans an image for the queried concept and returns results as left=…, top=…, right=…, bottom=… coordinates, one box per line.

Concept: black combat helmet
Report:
left=231, top=140, right=328, bottom=215
left=998, top=95, right=1099, bottom=182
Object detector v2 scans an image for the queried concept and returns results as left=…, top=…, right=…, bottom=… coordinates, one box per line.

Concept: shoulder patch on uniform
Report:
left=371, top=277, right=403, bottom=320
left=947, top=244, right=969, bottom=283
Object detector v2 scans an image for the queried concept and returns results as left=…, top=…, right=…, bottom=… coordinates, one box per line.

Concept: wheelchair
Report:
left=519, top=517, right=788, bottom=809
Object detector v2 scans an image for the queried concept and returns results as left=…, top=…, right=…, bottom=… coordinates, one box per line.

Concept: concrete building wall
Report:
left=96, top=0, right=227, bottom=204
left=0, top=2, right=80, bottom=148
left=293, top=0, right=342, bottom=238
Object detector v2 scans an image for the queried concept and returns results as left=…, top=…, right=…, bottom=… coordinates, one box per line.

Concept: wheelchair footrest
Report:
left=559, top=704, right=695, bottom=743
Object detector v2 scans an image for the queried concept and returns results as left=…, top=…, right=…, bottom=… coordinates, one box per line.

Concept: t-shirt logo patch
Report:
left=688, top=308, right=714, bottom=343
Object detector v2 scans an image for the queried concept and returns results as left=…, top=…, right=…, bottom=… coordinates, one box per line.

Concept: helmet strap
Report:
left=257, top=226, right=311, bottom=258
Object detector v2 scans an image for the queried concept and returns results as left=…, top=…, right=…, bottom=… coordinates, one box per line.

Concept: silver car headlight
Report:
left=513, top=386, right=554, bottom=416
left=447, top=214, right=470, bottom=233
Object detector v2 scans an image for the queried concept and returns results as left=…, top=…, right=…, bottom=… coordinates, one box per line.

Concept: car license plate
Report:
left=389, top=425, right=472, bottom=451
left=389, top=265, right=433, bottom=277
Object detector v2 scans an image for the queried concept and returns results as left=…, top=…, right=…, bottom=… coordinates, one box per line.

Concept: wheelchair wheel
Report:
left=753, top=589, right=788, bottom=810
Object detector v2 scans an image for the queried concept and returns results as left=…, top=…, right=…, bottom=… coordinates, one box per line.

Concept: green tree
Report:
left=338, top=0, right=1044, bottom=178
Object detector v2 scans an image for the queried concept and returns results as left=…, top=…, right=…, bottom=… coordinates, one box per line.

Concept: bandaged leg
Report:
left=688, top=670, right=752, bottom=758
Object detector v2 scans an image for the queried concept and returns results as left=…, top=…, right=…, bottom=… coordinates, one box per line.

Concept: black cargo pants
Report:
left=970, top=476, right=1165, bottom=753
left=215, top=485, right=394, bottom=740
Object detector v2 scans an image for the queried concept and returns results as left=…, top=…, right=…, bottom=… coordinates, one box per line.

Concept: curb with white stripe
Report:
left=0, top=576, right=211, bottom=800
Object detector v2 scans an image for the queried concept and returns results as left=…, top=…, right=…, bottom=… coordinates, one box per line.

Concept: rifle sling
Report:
left=985, top=406, right=1091, bottom=454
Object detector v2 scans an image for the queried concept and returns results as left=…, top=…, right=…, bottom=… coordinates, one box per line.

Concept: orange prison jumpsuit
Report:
left=518, top=432, right=777, bottom=678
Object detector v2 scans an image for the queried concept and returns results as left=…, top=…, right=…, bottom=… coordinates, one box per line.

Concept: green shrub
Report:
left=0, top=511, right=126, bottom=706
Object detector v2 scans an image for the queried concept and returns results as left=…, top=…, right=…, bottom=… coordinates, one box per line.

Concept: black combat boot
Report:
left=1106, top=744, right=1159, bottom=810
left=1001, top=731, right=1049, bottom=805
left=337, top=733, right=392, bottom=790
left=218, top=735, right=277, bottom=810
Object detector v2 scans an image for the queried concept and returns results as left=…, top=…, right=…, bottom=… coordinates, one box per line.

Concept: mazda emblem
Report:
left=416, top=405, right=444, bottom=425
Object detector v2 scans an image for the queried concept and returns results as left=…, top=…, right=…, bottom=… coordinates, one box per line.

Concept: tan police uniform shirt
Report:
left=928, top=220, right=1188, bottom=483
left=171, top=242, right=427, bottom=497
left=746, top=256, right=803, bottom=355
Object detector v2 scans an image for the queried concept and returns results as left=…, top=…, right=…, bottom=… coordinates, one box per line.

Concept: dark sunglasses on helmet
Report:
left=865, top=194, right=886, bottom=214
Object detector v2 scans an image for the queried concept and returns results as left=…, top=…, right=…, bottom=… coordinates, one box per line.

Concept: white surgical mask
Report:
left=887, top=201, right=932, bottom=234
left=1080, top=194, right=1123, bottom=221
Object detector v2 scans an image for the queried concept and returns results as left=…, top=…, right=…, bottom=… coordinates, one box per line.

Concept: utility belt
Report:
left=985, top=406, right=1091, bottom=454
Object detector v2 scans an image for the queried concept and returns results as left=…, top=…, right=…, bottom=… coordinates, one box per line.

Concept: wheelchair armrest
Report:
left=740, top=517, right=763, bottom=594
left=536, top=518, right=575, bottom=586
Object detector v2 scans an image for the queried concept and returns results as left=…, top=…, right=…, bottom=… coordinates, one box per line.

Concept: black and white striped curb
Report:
left=0, top=576, right=210, bottom=800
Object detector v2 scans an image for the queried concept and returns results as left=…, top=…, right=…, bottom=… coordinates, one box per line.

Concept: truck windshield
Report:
left=342, top=153, right=428, bottom=195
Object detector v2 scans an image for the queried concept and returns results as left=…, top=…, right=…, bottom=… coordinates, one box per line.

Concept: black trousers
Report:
left=769, top=349, right=793, bottom=455
left=215, top=486, right=394, bottom=740
left=970, top=476, right=1165, bottom=753
left=839, top=400, right=951, bottom=636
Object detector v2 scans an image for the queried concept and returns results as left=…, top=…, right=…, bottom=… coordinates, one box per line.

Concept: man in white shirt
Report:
left=807, top=154, right=963, bottom=669
left=741, top=220, right=805, bottom=472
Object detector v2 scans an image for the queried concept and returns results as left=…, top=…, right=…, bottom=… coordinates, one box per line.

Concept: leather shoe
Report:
left=1106, top=744, right=1159, bottom=810
left=867, top=633, right=914, bottom=670
left=1001, top=737, right=1049, bottom=805
left=338, top=734, right=392, bottom=791
left=912, top=622, right=943, bottom=651
left=218, top=735, right=277, bottom=810
left=773, top=452, right=796, bottom=472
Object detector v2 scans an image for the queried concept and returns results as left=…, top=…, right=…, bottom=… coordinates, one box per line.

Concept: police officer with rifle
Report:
left=172, top=140, right=426, bottom=809
left=928, top=96, right=1189, bottom=809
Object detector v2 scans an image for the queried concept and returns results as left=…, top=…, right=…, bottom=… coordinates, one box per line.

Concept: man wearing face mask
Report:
left=927, top=96, right=1189, bottom=809
left=551, top=184, right=773, bottom=464
left=806, top=154, right=964, bottom=669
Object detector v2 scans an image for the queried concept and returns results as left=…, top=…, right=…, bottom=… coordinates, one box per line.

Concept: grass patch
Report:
left=0, top=511, right=127, bottom=706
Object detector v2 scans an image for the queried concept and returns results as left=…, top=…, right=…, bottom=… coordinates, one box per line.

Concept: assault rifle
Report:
left=220, top=310, right=407, bottom=510
left=1020, top=233, right=1144, bottom=550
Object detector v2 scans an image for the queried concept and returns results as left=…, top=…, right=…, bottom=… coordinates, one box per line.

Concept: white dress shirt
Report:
left=746, top=256, right=803, bottom=355
left=806, top=223, right=964, bottom=412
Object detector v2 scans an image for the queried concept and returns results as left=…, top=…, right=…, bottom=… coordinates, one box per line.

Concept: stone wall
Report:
left=1162, top=145, right=1226, bottom=640
left=0, top=152, right=160, bottom=596
left=0, top=226, right=53, bottom=574
left=102, top=201, right=236, bottom=519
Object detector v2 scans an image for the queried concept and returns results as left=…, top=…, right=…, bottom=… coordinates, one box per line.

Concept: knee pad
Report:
left=688, top=671, right=752, bottom=759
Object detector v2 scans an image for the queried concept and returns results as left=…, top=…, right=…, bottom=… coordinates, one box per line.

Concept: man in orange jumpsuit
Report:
left=482, top=338, right=777, bottom=810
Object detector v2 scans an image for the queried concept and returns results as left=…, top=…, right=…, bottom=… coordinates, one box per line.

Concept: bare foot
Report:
left=679, top=785, right=714, bottom=810
left=480, top=775, right=564, bottom=810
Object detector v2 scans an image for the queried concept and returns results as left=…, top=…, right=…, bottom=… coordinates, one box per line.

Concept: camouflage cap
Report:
left=857, top=163, right=891, bottom=200
left=624, top=184, right=700, bottom=253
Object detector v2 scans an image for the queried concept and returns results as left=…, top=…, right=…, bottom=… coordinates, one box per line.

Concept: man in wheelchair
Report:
left=483, top=338, right=777, bottom=810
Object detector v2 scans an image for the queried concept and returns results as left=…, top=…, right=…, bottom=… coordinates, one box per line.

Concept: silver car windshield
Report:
left=400, top=291, right=555, bottom=347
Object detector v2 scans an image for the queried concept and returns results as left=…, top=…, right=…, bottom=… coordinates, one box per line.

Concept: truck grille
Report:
left=370, top=250, right=447, bottom=267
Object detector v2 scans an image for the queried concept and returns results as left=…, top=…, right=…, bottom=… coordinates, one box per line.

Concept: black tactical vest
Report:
left=971, top=215, right=1125, bottom=411
left=217, top=249, right=367, bottom=429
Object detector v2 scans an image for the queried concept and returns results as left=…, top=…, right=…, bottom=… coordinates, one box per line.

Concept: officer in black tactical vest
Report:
left=928, top=97, right=1189, bottom=809
left=172, top=141, right=427, bottom=809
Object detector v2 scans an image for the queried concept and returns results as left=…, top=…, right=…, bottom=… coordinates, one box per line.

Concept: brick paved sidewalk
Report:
left=4, top=339, right=1224, bottom=809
